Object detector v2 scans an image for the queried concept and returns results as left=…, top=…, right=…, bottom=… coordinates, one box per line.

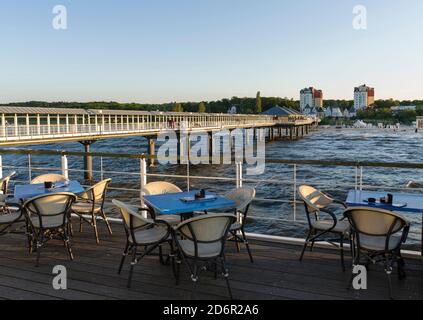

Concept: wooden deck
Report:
left=0, top=222, right=422, bottom=300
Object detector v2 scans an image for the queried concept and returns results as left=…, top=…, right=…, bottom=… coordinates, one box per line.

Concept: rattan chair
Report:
left=344, top=207, right=410, bottom=299
left=23, top=192, right=76, bottom=266
left=71, top=178, right=112, bottom=244
left=0, top=171, right=25, bottom=237
left=298, top=185, right=351, bottom=271
left=31, top=174, right=67, bottom=184
left=225, top=187, right=256, bottom=263
left=173, top=213, right=236, bottom=299
left=112, top=199, right=172, bottom=288
left=0, top=171, right=16, bottom=213
left=142, top=181, right=183, bottom=225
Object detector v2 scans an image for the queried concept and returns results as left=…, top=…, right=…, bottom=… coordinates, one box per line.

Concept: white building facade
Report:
left=300, top=87, right=323, bottom=112
left=354, top=84, right=375, bottom=110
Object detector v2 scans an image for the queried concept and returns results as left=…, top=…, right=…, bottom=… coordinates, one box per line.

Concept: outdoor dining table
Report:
left=13, top=180, right=85, bottom=202
left=143, top=190, right=237, bottom=220
left=346, top=190, right=423, bottom=256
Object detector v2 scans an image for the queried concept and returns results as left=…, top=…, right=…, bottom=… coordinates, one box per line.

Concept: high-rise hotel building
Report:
left=354, top=84, right=375, bottom=110
left=300, top=87, right=323, bottom=112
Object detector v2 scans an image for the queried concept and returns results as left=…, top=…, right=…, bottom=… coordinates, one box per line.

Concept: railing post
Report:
left=360, top=166, right=363, bottom=191
left=100, top=156, right=104, bottom=181
left=140, top=157, right=147, bottom=215
left=236, top=162, right=243, bottom=188
left=61, top=154, right=69, bottom=180
left=293, top=164, right=297, bottom=221
left=28, top=154, right=32, bottom=183
left=0, top=155, right=3, bottom=179
left=355, top=166, right=358, bottom=192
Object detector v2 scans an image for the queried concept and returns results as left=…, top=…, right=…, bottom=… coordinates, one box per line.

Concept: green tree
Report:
left=255, top=91, right=262, bottom=114
left=198, top=102, right=206, bottom=113
left=172, top=102, right=183, bottom=112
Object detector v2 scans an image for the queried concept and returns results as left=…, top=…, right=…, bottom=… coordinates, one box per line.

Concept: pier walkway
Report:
left=0, top=106, right=315, bottom=147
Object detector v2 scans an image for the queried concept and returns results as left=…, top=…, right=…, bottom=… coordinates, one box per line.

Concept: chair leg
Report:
left=92, top=213, right=100, bottom=244
left=221, top=256, right=233, bottom=300
left=397, top=254, right=406, bottom=280
left=190, top=264, right=198, bottom=300
left=349, top=235, right=355, bottom=265
left=100, top=210, right=113, bottom=235
left=300, top=231, right=312, bottom=262
left=340, top=236, right=345, bottom=272
left=175, top=259, right=181, bottom=285
left=68, top=220, right=74, bottom=237
left=241, top=230, right=253, bottom=263
left=170, top=247, right=179, bottom=283
left=159, top=245, right=165, bottom=265
left=64, top=234, right=74, bottom=261
left=79, top=216, right=83, bottom=233
left=27, top=227, right=34, bottom=254
left=118, top=242, right=130, bottom=275
left=234, top=232, right=241, bottom=253
left=385, top=262, right=394, bottom=300
left=35, top=241, right=42, bottom=267
left=127, top=247, right=138, bottom=288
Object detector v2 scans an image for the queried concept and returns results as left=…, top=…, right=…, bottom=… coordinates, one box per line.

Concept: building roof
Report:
left=0, top=105, right=273, bottom=118
left=262, top=105, right=301, bottom=116
left=0, top=106, right=87, bottom=115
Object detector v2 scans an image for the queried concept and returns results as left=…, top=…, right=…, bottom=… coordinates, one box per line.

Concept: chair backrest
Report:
left=112, top=199, right=153, bottom=230
left=112, top=199, right=163, bottom=244
left=23, top=192, right=76, bottom=228
left=225, top=187, right=256, bottom=215
left=142, top=181, right=182, bottom=196
left=298, top=185, right=333, bottom=214
left=31, top=174, right=67, bottom=184
left=344, top=207, right=409, bottom=237
left=0, top=171, right=16, bottom=195
left=176, top=214, right=236, bottom=244
left=82, top=179, right=112, bottom=203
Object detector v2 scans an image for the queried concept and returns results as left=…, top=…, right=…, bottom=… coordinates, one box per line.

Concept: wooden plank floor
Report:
left=0, top=221, right=422, bottom=300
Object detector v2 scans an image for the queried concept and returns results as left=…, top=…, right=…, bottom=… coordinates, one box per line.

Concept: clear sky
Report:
left=1, top=0, right=422, bottom=103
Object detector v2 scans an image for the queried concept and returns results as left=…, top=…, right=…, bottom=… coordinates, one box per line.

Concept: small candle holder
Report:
left=44, top=181, right=54, bottom=189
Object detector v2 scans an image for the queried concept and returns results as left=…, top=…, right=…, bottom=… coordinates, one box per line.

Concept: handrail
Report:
left=1, top=148, right=423, bottom=169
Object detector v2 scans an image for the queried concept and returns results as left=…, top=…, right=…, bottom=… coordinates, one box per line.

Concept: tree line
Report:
left=6, top=94, right=298, bottom=114
left=6, top=97, right=423, bottom=121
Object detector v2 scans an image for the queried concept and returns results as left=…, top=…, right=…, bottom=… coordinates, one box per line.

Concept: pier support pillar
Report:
left=208, top=132, right=213, bottom=161
left=148, top=138, right=155, bottom=167
left=80, top=140, right=95, bottom=182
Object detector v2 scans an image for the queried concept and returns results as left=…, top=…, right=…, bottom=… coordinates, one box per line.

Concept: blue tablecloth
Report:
left=14, top=181, right=85, bottom=201
left=346, top=190, right=423, bottom=214
left=143, top=190, right=236, bottom=215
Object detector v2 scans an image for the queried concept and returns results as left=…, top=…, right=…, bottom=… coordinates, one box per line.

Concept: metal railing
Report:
left=0, top=118, right=314, bottom=142
left=1, top=148, right=422, bottom=254
left=0, top=118, right=308, bottom=141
